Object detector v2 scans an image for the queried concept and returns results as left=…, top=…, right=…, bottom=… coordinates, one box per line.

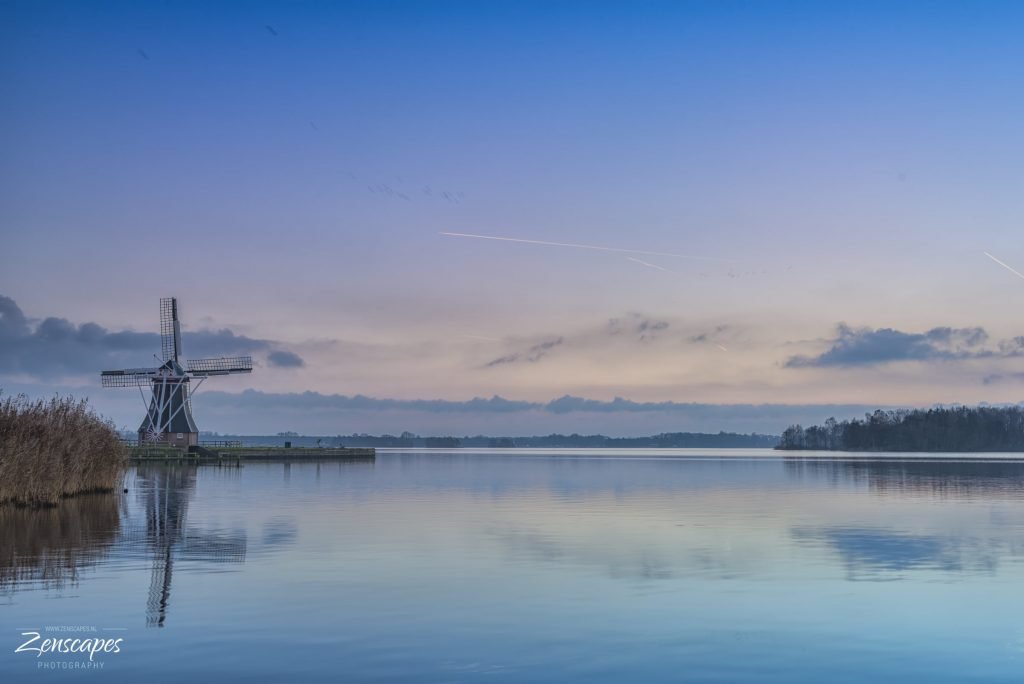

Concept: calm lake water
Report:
left=3, top=449, right=1024, bottom=682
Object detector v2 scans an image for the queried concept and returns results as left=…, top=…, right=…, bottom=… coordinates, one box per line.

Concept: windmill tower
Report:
left=101, top=297, right=253, bottom=447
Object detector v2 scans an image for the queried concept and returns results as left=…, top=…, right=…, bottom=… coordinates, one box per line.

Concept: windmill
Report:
left=101, top=297, right=253, bottom=447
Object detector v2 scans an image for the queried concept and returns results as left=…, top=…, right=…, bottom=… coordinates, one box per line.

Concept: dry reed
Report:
left=0, top=392, right=128, bottom=506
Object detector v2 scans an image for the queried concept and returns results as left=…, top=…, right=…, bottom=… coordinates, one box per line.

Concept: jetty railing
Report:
left=119, top=439, right=242, bottom=448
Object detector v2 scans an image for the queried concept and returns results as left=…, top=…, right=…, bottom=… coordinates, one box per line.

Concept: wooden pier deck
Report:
left=128, top=445, right=375, bottom=462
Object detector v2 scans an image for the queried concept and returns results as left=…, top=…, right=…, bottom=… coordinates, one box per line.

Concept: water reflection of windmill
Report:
left=121, top=466, right=247, bottom=627
left=100, top=297, right=253, bottom=447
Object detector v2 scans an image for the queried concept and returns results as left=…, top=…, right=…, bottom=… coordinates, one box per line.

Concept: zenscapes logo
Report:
left=14, top=626, right=125, bottom=670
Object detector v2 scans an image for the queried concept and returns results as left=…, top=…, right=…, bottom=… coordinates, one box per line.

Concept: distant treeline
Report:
left=778, top=406, right=1024, bottom=452
left=195, top=431, right=781, bottom=449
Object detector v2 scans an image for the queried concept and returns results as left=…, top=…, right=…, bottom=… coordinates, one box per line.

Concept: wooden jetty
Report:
left=128, top=444, right=375, bottom=463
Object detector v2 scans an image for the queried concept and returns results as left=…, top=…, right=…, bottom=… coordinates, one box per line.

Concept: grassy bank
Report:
left=0, top=393, right=128, bottom=506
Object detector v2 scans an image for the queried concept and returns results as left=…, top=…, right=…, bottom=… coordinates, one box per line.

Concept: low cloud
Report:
left=475, top=314, right=730, bottom=372
left=12, top=377, right=1021, bottom=436
left=0, top=294, right=304, bottom=378
left=983, top=372, right=1024, bottom=385
left=607, top=315, right=670, bottom=342
left=689, top=325, right=731, bottom=345
left=197, top=388, right=885, bottom=421
left=786, top=323, right=1021, bottom=368
left=484, top=337, right=563, bottom=367
left=146, top=390, right=926, bottom=435
left=267, top=350, right=305, bottom=368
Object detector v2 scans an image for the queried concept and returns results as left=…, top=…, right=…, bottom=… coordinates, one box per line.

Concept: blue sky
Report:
left=2, top=1, right=1023, bottom=434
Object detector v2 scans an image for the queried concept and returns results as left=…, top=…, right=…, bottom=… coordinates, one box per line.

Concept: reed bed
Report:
left=0, top=392, right=128, bottom=506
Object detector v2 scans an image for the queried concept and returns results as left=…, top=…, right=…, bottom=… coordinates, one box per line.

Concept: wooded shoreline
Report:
left=777, top=406, right=1024, bottom=452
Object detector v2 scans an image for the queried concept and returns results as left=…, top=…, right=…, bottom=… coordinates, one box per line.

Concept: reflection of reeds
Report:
left=0, top=393, right=128, bottom=506
left=0, top=493, right=121, bottom=589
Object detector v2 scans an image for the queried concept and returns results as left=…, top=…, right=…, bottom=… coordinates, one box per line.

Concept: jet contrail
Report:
left=626, top=256, right=669, bottom=271
left=984, top=251, right=1024, bottom=281
left=440, top=232, right=731, bottom=262
left=715, top=344, right=729, bottom=352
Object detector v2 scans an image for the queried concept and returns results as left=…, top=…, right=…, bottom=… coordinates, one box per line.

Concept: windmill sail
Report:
left=102, top=297, right=256, bottom=446
left=160, top=297, right=181, bottom=363
left=186, top=356, right=253, bottom=376
left=101, top=367, right=162, bottom=387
